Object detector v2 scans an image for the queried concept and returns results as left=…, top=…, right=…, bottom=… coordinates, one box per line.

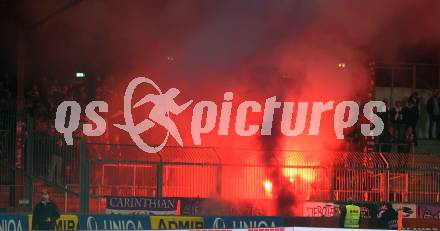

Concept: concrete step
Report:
left=414, top=139, right=440, bottom=154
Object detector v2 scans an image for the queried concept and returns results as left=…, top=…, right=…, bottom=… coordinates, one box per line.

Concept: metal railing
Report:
left=31, top=135, right=81, bottom=185
left=0, top=114, right=85, bottom=213
left=1, top=114, right=440, bottom=214
left=85, top=144, right=440, bottom=208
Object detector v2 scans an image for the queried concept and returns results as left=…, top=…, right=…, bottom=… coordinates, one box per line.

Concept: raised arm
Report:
left=172, top=100, right=193, bottom=114
left=133, top=94, right=155, bottom=108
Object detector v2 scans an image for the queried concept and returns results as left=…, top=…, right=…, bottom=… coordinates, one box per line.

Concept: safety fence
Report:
left=1, top=112, right=440, bottom=214
left=0, top=166, right=81, bottom=213
left=1, top=140, right=440, bottom=214
left=0, top=214, right=439, bottom=230
left=0, top=113, right=16, bottom=184
left=85, top=144, right=440, bottom=205
left=0, top=113, right=83, bottom=213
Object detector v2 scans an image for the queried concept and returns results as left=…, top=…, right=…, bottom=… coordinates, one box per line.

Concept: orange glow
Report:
left=263, top=180, right=272, bottom=194
left=282, top=160, right=317, bottom=183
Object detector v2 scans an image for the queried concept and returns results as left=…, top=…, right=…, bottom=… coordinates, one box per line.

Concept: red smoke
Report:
left=16, top=0, right=440, bottom=215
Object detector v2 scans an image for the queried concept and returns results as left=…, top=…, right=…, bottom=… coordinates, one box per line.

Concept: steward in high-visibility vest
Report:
left=344, top=204, right=361, bottom=228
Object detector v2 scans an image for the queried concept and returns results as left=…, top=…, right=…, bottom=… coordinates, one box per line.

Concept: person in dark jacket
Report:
left=408, top=92, right=420, bottom=109
left=397, top=126, right=414, bottom=153
left=378, top=126, right=394, bottom=152
left=32, top=189, right=60, bottom=230
left=427, top=89, right=440, bottom=140
left=403, top=100, right=419, bottom=145
left=377, top=98, right=391, bottom=129
left=390, top=100, right=404, bottom=141
left=377, top=203, right=398, bottom=230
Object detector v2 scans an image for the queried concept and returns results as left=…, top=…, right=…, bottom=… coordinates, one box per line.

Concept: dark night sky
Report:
left=1, top=0, right=440, bottom=87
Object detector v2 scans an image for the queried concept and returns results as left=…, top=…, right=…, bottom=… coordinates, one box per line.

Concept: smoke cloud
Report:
left=16, top=0, right=440, bottom=215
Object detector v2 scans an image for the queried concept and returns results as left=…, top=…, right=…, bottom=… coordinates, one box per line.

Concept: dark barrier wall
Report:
left=78, top=215, right=151, bottom=230
left=284, top=217, right=396, bottom=229
left=150, top=216, right=204, bottom=230
left=0, top=214, right=29, bottom=231
left=285, top=217, right=339, bottom=228
left=204, top=216, right=284, bottom=229
left=284, top=217, right=440, bottom=230
left=1, top=214, right=439, bottom=230
left=403, top=219, right=440, bottom=229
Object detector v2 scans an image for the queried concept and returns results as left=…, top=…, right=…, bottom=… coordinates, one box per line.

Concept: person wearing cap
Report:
left=339, top=197, right=361, bottom=228
left=32, top=189, right=60, bottom=230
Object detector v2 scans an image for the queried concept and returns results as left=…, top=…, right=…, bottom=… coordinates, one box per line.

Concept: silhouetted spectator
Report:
left=397, top=126, right=414, bottom=153
left=427, top=89, right=440, bottom=140
left=48, top=80, right=61, bottom=112
left=378, top=127, right=394, bottom=152
left=377, top=98, right=391, bottom=129
left=32, top=189, right=60, bottom=230
left=27, top=84, right=41, bottom=102
left=390, top=100, right=404, bottom=140
left=404, top=100, right=418, bottom=145
left=377, top=203, right=398, bottom=230
left=49, top=137, right=64, bottom=184
left=77, top=85, right=89, bottom=107
left=409, top=92, right=419, bottom=107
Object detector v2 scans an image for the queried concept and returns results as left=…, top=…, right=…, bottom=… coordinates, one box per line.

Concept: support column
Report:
left=79, top=139, right=89, bottom=213
left=25, top=116, right=33, bottom=212
left=156, top=162, right=163, bottom=198
left=412, top=65, right=417, bottom=91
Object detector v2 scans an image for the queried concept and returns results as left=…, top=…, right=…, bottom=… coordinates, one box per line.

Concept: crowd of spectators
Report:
left=378, top=89, right=440, bottom=153
left=24, top=76, right=110, bottom=136
left=1, top=74, right=109, bottom=128
left=2, top=74, right=440, bottom=185
left=24, top=75, right=112, bottom=183
left=0, top=74, right=111, bottom=184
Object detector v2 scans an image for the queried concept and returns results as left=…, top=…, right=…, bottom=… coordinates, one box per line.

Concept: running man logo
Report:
left=55, top=76, right=386, bottom=153
left=150, top=216, right=203, bottom=230
left=55, top=77, right=193, bottom=153
left=114, top=77, right=193, bottom=153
